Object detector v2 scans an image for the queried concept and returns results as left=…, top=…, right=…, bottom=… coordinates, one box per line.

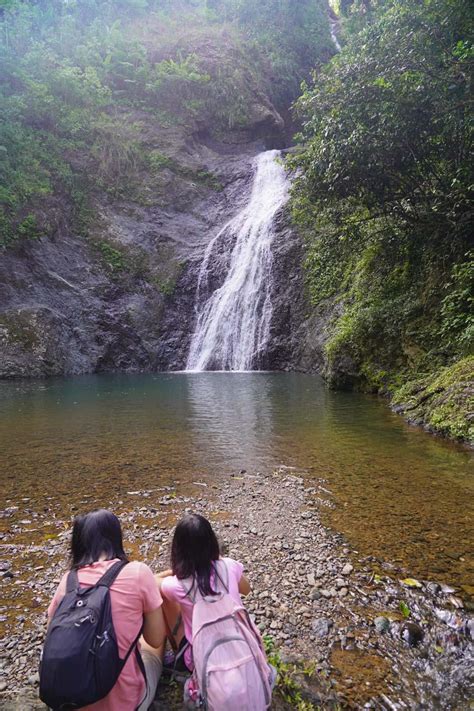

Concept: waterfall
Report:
left=330, top=21, right=341, bottom=52
left=186, top=149, right=289, bottom=372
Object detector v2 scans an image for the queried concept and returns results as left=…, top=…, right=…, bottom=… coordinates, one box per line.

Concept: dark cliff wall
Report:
left=0, top=127, right=304, bottom=378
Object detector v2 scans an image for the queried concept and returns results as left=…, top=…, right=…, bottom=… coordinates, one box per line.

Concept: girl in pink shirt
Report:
left=46, top=510, right=166, bottom=711
left=159, top=513, right=251, bottom=671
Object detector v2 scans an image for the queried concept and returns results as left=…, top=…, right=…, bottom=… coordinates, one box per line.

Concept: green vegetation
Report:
left=263, top=636, right=323, bottom=710
left=290, top=0, right=473, bottom=439
left=207, top=0, right=335, bottom=108
left=0, top=0, right=331, bottom=248
left=96, top=240, right=126, bottom=272
left=0, top=310, right=40, bottom=349
left=392, top=356, right=474, bottom=442
left=399, top=601, right=410, bottom=619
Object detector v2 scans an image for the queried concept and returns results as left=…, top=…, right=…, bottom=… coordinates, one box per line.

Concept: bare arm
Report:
left=155, top=569, right=173, bottom=593
left=142, top=606, right=166, bottom=649
left=239, top=574, right=251, bottom=596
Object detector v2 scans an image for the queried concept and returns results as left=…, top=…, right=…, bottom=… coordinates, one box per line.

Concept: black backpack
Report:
left=40, top=560, right=144, bottom=710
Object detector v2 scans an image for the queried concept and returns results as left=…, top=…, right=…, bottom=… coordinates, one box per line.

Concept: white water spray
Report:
left=186, top=150, right=289, bottom=371
left=330, top=21, right=341, bottom=52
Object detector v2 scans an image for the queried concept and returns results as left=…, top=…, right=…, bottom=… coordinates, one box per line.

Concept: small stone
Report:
left=312, top=617, right=333, bottom=637
left=307, top=572, right=316, bottom=586
left=0, top=681, right=7, bottom=692
left=342, top=563, right=353, bottom=576
left=374, top=616, right=390, bottom=634
left=338, top=587, right=348, bottom=597
left=28, top=672, right=40, bottom=685
left=311, top=588, right=322, bottom=601
left=321, top=589, right=332, bottom=598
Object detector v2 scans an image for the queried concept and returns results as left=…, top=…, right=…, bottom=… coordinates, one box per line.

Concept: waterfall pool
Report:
left=1, top=372, right=472, bottom=599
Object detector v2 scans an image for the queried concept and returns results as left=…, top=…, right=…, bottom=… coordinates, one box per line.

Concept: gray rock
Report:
left=374, top=616, right=390, bottom=634
left=312, top=618, right=333, bottom=637
left=28, top=672, right=39, bottom=686
left=342, top=563, right=353, bottom=576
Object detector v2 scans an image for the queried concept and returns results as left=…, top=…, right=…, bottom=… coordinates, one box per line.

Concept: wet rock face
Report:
left=0, top=124, right=331, bottom=379
left=0, top=134, right=326, bottom=379
left=0, top=138, right=267, bottom=378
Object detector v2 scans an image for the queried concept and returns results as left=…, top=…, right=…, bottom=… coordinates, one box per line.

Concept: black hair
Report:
left=70, top=509, right=128, bottom=569
left=171, top=513, right=220, bottom=596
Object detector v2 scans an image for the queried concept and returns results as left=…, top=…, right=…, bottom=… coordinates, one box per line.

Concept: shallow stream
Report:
left=1, top=372, right=472, bottom=598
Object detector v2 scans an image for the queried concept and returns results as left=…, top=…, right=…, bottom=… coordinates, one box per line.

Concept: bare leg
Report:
left=137, top=638, right=164, bottom=710
left=140, top=637, right=165, bottom=658
left=155, top=571, right=185, bottom=652
left=161, top=597, right=184, bottom=652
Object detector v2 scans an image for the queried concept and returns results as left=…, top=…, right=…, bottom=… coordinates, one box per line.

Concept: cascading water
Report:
left=186, top=149, right=289, bottom=371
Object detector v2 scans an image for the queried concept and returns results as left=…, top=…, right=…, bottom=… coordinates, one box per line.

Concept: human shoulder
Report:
left=125, top=560, right=155, bottom=583
left=221, top=557, right=244, bottom=580
left=125, top=560, right=148, bottom=575
left=126, top=561, right=162, bottom=611
left=47, top=569, right=70, bottom=619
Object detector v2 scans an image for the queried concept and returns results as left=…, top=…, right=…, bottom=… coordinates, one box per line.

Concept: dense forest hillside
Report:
left=291, top=0, right=473, bottom=442
left=0, top=0, right=332, bottom=250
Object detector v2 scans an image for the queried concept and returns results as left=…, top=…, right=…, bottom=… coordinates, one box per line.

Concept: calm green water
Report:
left=0, top=373, right=473, bottom=594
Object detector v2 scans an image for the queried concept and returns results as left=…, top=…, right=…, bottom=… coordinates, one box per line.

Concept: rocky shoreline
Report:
left=1, top=469, right=473, bottom=709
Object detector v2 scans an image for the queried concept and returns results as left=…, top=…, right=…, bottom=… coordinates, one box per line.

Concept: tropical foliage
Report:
left=291, top=0, right=473, bottom=392
left=0, top=0, right=332, bottom=246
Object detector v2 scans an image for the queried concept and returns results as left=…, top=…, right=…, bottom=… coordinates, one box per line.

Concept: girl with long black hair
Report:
left=158, top=513, right=251, bottom=671
left=47, top=509, right=166, bottom=710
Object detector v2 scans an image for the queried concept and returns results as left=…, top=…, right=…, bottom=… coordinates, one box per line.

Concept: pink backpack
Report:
left=182, top=560, right=273, bottom=710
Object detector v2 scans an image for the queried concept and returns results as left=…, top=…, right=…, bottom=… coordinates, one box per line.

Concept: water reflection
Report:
left=185, top=373, right=276, bottom=472
left=0, top=373, right=472, bottom=592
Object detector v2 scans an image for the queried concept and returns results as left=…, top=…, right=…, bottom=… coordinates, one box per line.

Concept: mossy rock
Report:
left=391, top=356, right=474, bottom=444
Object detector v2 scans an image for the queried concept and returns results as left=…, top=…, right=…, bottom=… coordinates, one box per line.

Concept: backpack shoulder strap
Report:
left=96, top=560, right=128, bottom=588
left=66, top=569, right=79, bottom=594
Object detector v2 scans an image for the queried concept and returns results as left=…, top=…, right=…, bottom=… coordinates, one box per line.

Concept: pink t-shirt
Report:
left=47, top=559, right=162, bottom=711
left=161, top=557, right=244, bottom=669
